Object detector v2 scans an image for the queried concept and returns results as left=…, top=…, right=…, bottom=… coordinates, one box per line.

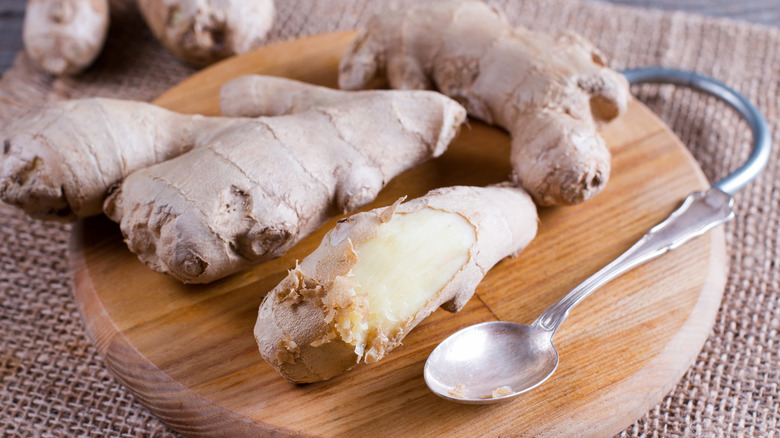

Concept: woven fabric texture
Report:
left=1, top=0, right=778, bottom=436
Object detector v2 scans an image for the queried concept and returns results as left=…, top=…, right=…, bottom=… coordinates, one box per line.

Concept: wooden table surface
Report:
left=1, top=0, right=779, bottom=75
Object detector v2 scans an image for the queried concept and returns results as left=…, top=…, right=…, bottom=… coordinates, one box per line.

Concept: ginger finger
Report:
left=255, top=184, right=538, bottom=383
left=221, top=75, right=348, bottom=118
left=0, top=98, right=238, bottom=220
left=338, top=0, right=630, bottom=206
left=220, top=75, right=456, bottom=120
left=104, top=89, right=467, bottom=283
left=137, top=0, right=275, bottom=66
left=23, top=0, right=109, bottom=75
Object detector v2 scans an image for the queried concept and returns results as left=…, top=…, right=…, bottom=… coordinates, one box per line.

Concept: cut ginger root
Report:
left=104, top=82, right=466, bottom=283
left=339, top=0, right=630, bottom=206
left=255, top=184, right=538, bottom=383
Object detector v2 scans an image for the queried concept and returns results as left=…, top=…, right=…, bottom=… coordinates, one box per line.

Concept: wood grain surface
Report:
left=70, top=31, right=728, bottom=437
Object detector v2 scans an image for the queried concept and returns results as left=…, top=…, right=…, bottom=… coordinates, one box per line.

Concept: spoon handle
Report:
left=536, top=187, right=734, bottom=332
left=536, top=67, right=772, bottom=334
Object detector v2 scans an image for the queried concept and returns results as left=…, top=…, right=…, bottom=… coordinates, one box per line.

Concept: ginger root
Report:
left=137, top=0, right=275, bottom=66
left=220, top=75, right=384, bottom=118
left=0, top=78, right=465, bottom=282
left=339, top=0, right=630, bottom=206
left=255, top=184, right=538, bottom=383
left=0, top=98, right=238, bottom=220
left=104, top=81, right=466, bottom=283
left=23, top=0, right=109, bottom=75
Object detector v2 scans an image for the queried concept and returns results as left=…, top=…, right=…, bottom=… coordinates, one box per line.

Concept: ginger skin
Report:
left=104, top=80, right=466, bottom=283
left=137, top=0, right=275, bottom=66
left=220, top=75, right=353, bottom=118
left=0, top=78, right=465, bottom=283
left=23, top=0, right=109, bottom=75
left=0, top=98, right=238, bottom=220
left=339, top=0, right=630, bottom=206
left=255, top=185, right=538, bottom=383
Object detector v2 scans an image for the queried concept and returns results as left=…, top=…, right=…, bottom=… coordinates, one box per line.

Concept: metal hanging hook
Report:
left=620, top=67, right=772, bottom=195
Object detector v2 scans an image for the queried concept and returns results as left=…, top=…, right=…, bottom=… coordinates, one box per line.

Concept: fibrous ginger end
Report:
left=346, top=208, right=476, bottom=362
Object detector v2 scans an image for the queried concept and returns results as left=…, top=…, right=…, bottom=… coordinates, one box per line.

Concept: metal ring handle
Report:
left=620, top=67, right=772, bottom=195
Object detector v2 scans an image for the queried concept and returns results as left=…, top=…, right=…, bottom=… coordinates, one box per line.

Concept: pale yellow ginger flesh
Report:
left=137, top=0, right=274, bottom=66
left=23, top=0, right=109, bottom=75
left=339, top=208, right=476, bottom=356
left=255, top=185, right=538, bottom=383
left=338, top=0, right=630, bottom=206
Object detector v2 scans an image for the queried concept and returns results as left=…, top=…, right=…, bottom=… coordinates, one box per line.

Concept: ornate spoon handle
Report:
left=536, top=67, right=772, bottom=333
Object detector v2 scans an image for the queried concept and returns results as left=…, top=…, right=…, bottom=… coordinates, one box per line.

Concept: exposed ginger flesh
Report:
left=345, top=208, right=476, bottom=354
left=255, top=185, right=539, bottom=383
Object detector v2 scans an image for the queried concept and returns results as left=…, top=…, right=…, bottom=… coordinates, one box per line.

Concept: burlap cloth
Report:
left=0, top=0, right=778, bottom=436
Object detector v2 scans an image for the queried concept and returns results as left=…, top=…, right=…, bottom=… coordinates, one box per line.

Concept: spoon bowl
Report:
left=425, top=186, right=736, bottom=403
left=424, top=321, right=558, bottom=404
left=424, top=68, right=769, bottom=404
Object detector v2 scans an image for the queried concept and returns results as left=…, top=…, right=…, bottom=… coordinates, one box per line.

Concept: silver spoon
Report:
left=424, top=67, right=772, bottom=404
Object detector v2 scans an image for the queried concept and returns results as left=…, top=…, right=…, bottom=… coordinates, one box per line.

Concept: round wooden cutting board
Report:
left=71, top=31, right=727, bottom=437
